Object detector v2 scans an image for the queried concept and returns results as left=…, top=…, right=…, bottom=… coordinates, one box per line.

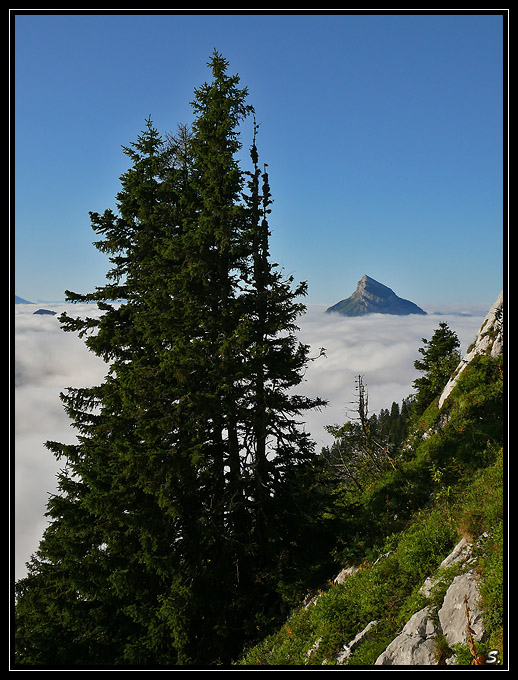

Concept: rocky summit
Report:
left=326, top=275, right=427, bottom=316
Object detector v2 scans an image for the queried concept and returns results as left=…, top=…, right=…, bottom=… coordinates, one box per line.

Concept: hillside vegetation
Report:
left=238, top=306, right=504, bottom=667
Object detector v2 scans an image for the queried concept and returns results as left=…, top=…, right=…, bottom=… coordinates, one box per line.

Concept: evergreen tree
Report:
left=237, top=123, right=328, bottom=608
left=15, top=117, right=197, bottom=667
left=15, top=51, right=324, bottom=667
left=412, top=321, right=461, bottom=414
left=373, top=398, right=413, bottom=450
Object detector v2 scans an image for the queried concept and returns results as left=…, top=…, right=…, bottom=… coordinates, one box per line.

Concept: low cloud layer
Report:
left=14, top=304, right=108, bottom=582
left=296, top=306, right=485, bottom=451
left=13, top=302, right=486, bottom=581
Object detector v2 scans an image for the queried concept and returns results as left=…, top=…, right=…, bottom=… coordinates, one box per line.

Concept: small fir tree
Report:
left=412, top=321, right=461, bottom=413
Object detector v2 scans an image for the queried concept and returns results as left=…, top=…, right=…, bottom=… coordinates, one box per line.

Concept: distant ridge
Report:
left=33, top=308, right=57, bottom=316
left=326, top=275, right=427, bottom=316
left=15, top=295, right=34, bottom=304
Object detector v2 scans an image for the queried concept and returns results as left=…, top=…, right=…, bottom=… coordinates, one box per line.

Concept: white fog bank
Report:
left=13, top=302, right=486, bottom=581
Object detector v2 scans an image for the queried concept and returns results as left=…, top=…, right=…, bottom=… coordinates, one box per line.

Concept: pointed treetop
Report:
left=208, top=49, right=229, bottom=77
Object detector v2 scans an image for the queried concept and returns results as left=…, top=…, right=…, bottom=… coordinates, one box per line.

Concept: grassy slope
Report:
left=237, top=354, right=504, bottom=666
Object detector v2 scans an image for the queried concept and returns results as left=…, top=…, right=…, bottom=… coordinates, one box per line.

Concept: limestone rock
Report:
left=439, top=291, right=503, bottom=408
left=333, top=565, right=359, bottom=585
left=336, top=620, right=378, bottom=664
left=374, top=541, right=487, bottom=666
left=438, top=571, right=485, bottom=648
left=420, top=537, right=472, bottom=597
left=374, top=607, right=439, bottom=665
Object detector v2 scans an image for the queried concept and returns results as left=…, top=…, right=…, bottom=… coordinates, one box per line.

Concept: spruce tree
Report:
left=412, top=321, right=461, bottom=413
left=15, top=51, right=325, bottom=667
left=236, top=125, right=328, bottom=611
left=15, top=117, right=197, bottom=667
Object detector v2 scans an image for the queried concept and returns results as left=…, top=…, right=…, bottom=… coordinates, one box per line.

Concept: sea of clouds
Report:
left=13, top=301, right=487, bottom=581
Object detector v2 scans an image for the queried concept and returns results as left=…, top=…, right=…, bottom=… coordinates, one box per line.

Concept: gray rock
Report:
left=375, top=607, right=439, bottom=665
left=438, top=571, right=485, bottom=647
left=333, top=565, right=359, bottom=585
left=375, top=543, right=487, bottom=665
left=439, top=291, right=503, bottom=408
left=336, top=620, right=378, bottom=664
left=420, top=537, right=472, bottom=597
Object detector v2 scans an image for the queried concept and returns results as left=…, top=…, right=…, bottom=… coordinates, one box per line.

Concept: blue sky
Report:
left=13, top=11, right=505, bottom=308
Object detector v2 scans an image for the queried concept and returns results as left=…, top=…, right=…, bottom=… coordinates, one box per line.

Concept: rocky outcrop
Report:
left=326, top=275, right=427, bottom=316
left=303, top=536, right=488, bottom=665
left=375, top=606, right=439, bottom=665
left=307, top=620, right=379, bottom=665
left=438, top=291, right=503, bottom=408
left=439, top=572, right=485, bottom=649
left=333, top=565, right=359, bottom=584
left=420, top=536, right=472, bottom=598
left=335, top=620, right=378, bottom=663
left=373, top=536, right=488, bottom=666
left=374, top=570, right=485, bottom=666
left=375, top=571, right=485, bottom=666
left=317, top=537, right=487, bottom=666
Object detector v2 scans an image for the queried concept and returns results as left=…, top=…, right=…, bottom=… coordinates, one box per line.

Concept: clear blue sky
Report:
left=13, top=11, right=505, bottom=308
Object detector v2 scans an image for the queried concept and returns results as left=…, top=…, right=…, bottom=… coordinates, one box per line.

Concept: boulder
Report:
left=333, top=565, right=359, bottom=585
left=374, top=607, right=439, bottom=665
left=438, top=571, right=486, bottom=648
left=420, top=536, right=472, bottom=597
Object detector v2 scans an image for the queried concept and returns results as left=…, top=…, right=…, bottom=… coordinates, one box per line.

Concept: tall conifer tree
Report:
left=15, top=51, right=324, bottom=667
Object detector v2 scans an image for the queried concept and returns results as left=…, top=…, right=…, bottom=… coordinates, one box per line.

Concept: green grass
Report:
left=237, top=356, right=504, bottom=667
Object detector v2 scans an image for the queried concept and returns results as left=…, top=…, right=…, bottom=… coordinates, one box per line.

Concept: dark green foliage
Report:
left=412, top=321, right=461, bottom=414
left=14, top=52, right=325, bottom=667
left=373, top=398, right=413, bottom=450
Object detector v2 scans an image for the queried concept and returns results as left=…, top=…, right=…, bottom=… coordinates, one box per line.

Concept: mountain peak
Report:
left=357, top=274, right=395, bottom=296
left=326, top=275, right=427, bottom=316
